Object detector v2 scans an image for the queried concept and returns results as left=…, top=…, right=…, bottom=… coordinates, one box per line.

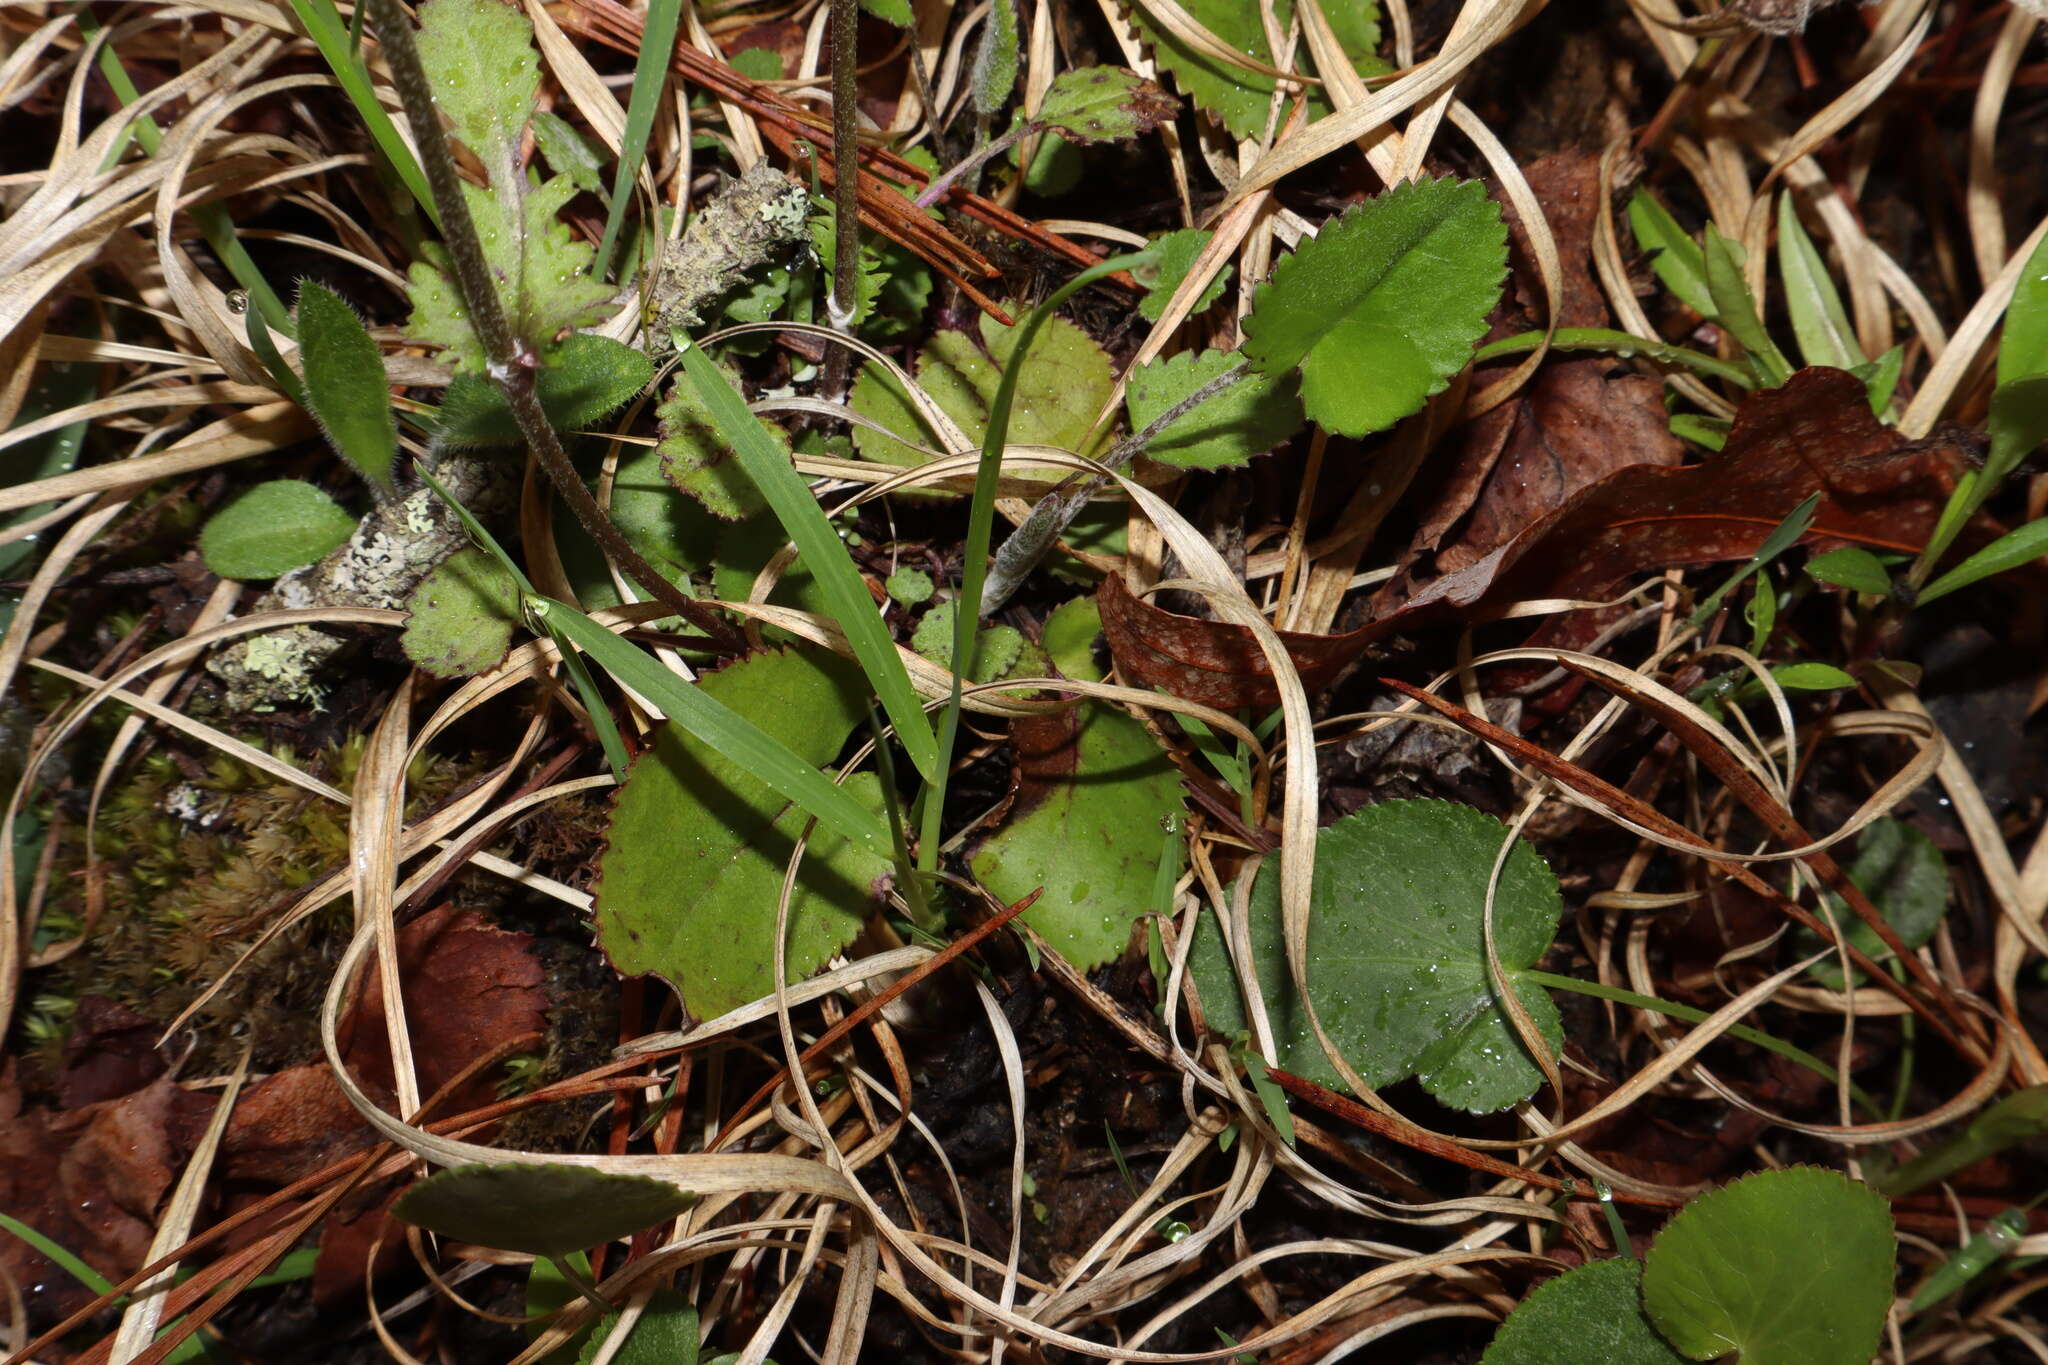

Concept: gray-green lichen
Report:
left=644, top=162, right=811, bottom=342
left=207, top=454, right=513, bottom=712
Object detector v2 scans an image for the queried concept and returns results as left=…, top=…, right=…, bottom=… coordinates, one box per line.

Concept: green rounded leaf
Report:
left=200, top=479, right=357, bottom=580
left=1242, top=178, right=1507, bottom=438
left=1136, top=228, right=1230, bottom=323
left=1126, top=348, right=1302, bottom=470
left=393, top=1163, right=694, bottom=1257
left=1795, top=817, right=1947, bottom=989
left=591, top=648, right=892, bottom=1019
left=403, top=547, right=520, bottom=677
left=1642, top=1167, right=1895, bottom=1365
left=1189, top=798, right=1562, bottom=1112
left=1483, top=1259, right=1688, bottom=1365
left=1805, top=546, right=1891, bottom=595
left=436, top=334, right=654, bottom=447
left=911, top=600, right=1023, bottom=682
left=295, top=281, right=397, bottom=488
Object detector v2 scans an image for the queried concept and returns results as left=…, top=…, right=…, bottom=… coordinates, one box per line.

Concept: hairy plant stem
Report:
left=362, top=0, right=741, bottom=653
left=981, top=359, right=1250, bottom=613
left=821, top=0, right=863, bottom=398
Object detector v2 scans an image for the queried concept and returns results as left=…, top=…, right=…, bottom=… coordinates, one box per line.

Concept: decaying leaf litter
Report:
left=5, top=0, right=2048, bottom=1360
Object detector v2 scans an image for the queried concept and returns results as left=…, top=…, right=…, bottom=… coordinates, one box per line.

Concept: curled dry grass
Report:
left=5, top=0, right=2048, bottom=1360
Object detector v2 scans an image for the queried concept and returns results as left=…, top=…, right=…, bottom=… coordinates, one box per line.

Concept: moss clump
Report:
left=23, top=739, right=490, bottom=1086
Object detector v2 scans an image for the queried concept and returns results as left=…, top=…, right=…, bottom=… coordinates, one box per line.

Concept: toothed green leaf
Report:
left=1033, top=65, right=1178, bottom=144
left=1136, top=228, right=1230, bottom=323
left=435, top=334, right=652, bottom=446
left=415, top=0, right=537, bottom=176
left=402, top=546, right=520, bottom=678
left=1131, top=0, right=1382, bottom=139
left=1243, top=177, right=1507, bottom=438
left=1125, top=348, right=1301, bottom=470
left=655, top=358, right=791, bottom=522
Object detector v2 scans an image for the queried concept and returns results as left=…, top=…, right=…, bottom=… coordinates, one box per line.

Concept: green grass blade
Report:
left=286, top=0, right=440, bottom=231
left=675, top=340, right=939, bottom=781
left=1916, top=516, right=2048, bottom=606
left=0, top=1211, right=118, bottom=1296
left=534, top=599, right=892, bottom=857
left=594, top=0, right=681, bottom=278
left=1473, top=326, right=1755, bottom=388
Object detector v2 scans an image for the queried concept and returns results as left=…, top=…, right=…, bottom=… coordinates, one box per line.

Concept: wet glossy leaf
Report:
left=1125, top=349, right=1301, bottom=470
left=1482, top=1259, right=1687, bottom=1365
left=1188, top=799, right=1562, bottom=1112
left=402, top=546, right=520, bottom=677
left=1641, top=1167, right=1894, bottom=1365
left=436, top=335, right=653, bottom=446
left=1796, top=817, right=1947, bottom=988
left=1242, top=178, right=1507, bottom=437
left=200, top=480, right=356, bottom=580
left=1033, top=66, right=1177, bottom=144
left=592, top=648, right=893, bottom=1019
left=972, top=701, right=1184, bottom=968
left=393, top=1163, right=694, bottom=1257
left=295, top=281, right=396, bottom=489
left=415, top=0, right=534, bottom=173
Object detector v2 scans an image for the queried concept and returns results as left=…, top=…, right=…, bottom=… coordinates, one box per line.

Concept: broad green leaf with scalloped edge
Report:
left=416, top=0, right=536, bottom=178
left=1136, top=228, right=1229, bottom=323
left=1187, top=798, right=1562, bottom=1112
left=911, top=600, right=1023, bottom=682
left=200, top=480, right=357, bottom=580
left=592, top=648, right=892, bottom=1019
left=1242, top=178, right=1507, bottom=438
left=1642, top=1167, right=1894, bottom=1365
left=971, top=701, right=1185, bottom=968
left=436, top=334, right=652, bottom=446
left=1482, top=1259, right=1687, bottom=1365
left=295, top=281, right=396, bottom=489
left=1033, top=66, right=1178, bottom=144
left=1131, top=0, right=1383, bottom=139
left=403, top=546, right=519, bottom=677
left=393, top=1164, right=694, bottom=1257
left=1794, top=817, right=1947, bottom=988
left=656, top=358, right=793, bottom=521
left=553, top=439, right=719, bottom=613
left=574, top=1291, right=698, bottom=1365
left=1126, top=348, right=1301, bottom=470
left=850, top=310, right=1114, bottom=491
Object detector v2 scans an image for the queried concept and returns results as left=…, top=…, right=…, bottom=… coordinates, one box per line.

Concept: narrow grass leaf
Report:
left=595, top=0, right=682, bottom=276
left=535, top=599, right=893, bottom=856
left=1916, top=516, right=2048, bottom=604
left=1627, top=189, right=1714, bottom=318
left=286, top=0, right=437, bottom=228
left=675, top=341, right=937, bottom=781
left=1703, top=228, right=1791, bottom=386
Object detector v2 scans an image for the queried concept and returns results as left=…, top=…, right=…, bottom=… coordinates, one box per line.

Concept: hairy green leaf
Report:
left=1189, top=799, right=1563, bottom=1112
left=393, top=1164, right=693, bottom=1257
left=972, top=702, right=1185, bottom=968
left=971, top=0, right=1019, bottom=114
left=415, top=0, right=536, bottom=179
left=656, top=358, right=793, bottom=521
left=1126, top=349, right=1301, bottom=470
left=1482, top=1259, right=1687, bottom=1365
left=1242, top=178, right=1507, bottom=438
left=530, top=109, right=606, bottom=195
left=436, top=334, right=652, bottom=446
left=1795, top=817, right=1947, bottom=988
left=1136, top=228, right=1229, bottom=323
left=592, top=648, right=892, bottom=1018
left=1777, top=195, right=1862, bottom=370
left=200, top=480, right=357, bottom=580
left=295, top=281, right=397, bottom=489
left=1627, top=189, right=1713, bottom=318
left=1642, top=1168, right=1894, bottom=1365
left=402, top=547, right=520, bottom=677
left=1132, top=0, right=1382, bottom=138
left=1033, top=66, right=1177, bottom=144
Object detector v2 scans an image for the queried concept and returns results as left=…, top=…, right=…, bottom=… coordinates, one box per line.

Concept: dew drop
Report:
left=225, top=289, right=249, bottom=315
